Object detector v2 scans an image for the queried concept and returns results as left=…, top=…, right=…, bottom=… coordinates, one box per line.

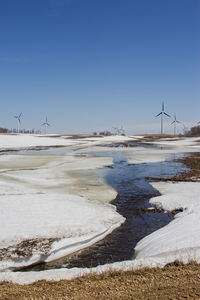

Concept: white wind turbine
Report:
left=42, top=117, right=50, bottom=134
left=171, top=114, right=181, bottom=135
left=112, top=127, right=119, bottom=135
left=155, top=102, right=171, bottom=134
left=112, top=126, right=125, bottom=135
left=119, top=125, right=125, bottom=135
left=14, top=113, right=22, bottom=133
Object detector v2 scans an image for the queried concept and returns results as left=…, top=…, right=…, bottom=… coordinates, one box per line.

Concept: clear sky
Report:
left=0, top=0, right=199, bottom=134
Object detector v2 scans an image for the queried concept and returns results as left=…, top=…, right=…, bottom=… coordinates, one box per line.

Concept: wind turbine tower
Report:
left=155, top=102, right=171, bottom=134
left=171, top=115, right=181, bottom=135
left=14, top=113, right=22, bottom=133
left=120, top=125, right=125, bottom=135
left=42, top=117, right=50, bottom=134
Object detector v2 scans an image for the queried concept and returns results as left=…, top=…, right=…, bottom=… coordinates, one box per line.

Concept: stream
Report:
left=19, top=146, right=187, bottom=271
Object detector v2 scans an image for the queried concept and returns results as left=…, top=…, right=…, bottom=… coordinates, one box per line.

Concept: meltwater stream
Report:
left=21, top=148, right=187, bottom=271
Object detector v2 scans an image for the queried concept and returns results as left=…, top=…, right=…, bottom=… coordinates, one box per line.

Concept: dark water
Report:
left=97, top=141, right=159, bottom=148
left=19, top=150, right=187, bottom=272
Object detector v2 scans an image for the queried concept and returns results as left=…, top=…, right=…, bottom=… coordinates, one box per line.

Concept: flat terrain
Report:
left=1, top=263, right=200, bottom=299
left=1, top=137, right=200, bottom=299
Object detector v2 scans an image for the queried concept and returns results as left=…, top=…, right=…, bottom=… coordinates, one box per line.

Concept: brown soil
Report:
left=1, top=263, right=200, bottom=299
left=140, top=207, right=183, bottom=215
left=0, top=238, right=59, bottom=261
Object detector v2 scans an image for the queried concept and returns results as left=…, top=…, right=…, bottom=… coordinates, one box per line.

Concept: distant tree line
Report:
left=93, top=130, right=125, bottom=136
left=0, top=127, right=41, bottom=134
left=184, top=125, right=200, bottom=136
left=0, top=127, right=10, bottom=133
left=93, top=131, right=113, bottom=136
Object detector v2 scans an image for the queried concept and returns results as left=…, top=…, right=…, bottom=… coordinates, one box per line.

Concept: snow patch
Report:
left=135, top=182, right=200, bottom=259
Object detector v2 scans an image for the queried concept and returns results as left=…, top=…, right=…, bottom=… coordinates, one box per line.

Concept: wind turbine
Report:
left=120, top=125, right=125, bottom=135
left=182, top=124, right=188, bottom=135
left=14, top=113, right=22, bottom=133
left=155, top=102, right=171, bottom=134
left=112, top=127, right=119, bottom=135
left=171, top=114, right=181, bottom=135
left=42, top=117, right=50, bottom=134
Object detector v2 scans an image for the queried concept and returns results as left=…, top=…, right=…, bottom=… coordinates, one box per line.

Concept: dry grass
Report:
left=172, top=154, right=200, bottom=181
left=1, top=263, right=200, bottom=299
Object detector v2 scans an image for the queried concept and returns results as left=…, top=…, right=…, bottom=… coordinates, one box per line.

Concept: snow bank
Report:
left=135, top=182, right=200, bottom=259
left=0, top=193, right=124, bottom=271
left=1, top=247, right=200, bottom=284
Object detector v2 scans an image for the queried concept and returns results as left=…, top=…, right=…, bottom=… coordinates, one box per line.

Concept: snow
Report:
left=0, top=134, right=84, bottom=150
left=0, top=134, right=141, bottom=152
left=0, top=193, right=124, bottom=271
left=77, top=136, right=200, bottom=165
left=1, top=135, right=200, bottom=283
left=80, top=135, right=134, bottom=142
left=151, top=137, right=200, bottom=147
left=0, top=153, right=117, bottom=203
left=0, top=134, right=127, bottom=271
left=1, top=247, right=200, bottom=284
left=134, top=182, right=200, bottom=259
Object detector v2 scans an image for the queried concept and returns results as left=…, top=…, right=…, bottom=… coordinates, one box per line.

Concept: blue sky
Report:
left=0, top=0, right=199, bottom=134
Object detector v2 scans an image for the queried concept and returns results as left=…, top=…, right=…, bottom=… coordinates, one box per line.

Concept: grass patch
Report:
left=0, top=263, right=200, bottom=299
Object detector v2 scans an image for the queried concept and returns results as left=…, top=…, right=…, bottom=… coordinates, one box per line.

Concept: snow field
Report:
left=0, top=135, right=200, bottom=283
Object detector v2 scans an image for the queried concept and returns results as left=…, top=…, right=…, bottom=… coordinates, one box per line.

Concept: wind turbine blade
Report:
left=162, top=102, right=164, bottom=111
left=47, top=123, right=50, bottom=126
left=171, top=121, right=175, bottom=125
left=19, top=113, right=22, bottom=118
left=164, top=112, right=171, bottom=117
left=176, top=121, right=181, bottom=123
left=155, top=112, right=162, bottom=117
